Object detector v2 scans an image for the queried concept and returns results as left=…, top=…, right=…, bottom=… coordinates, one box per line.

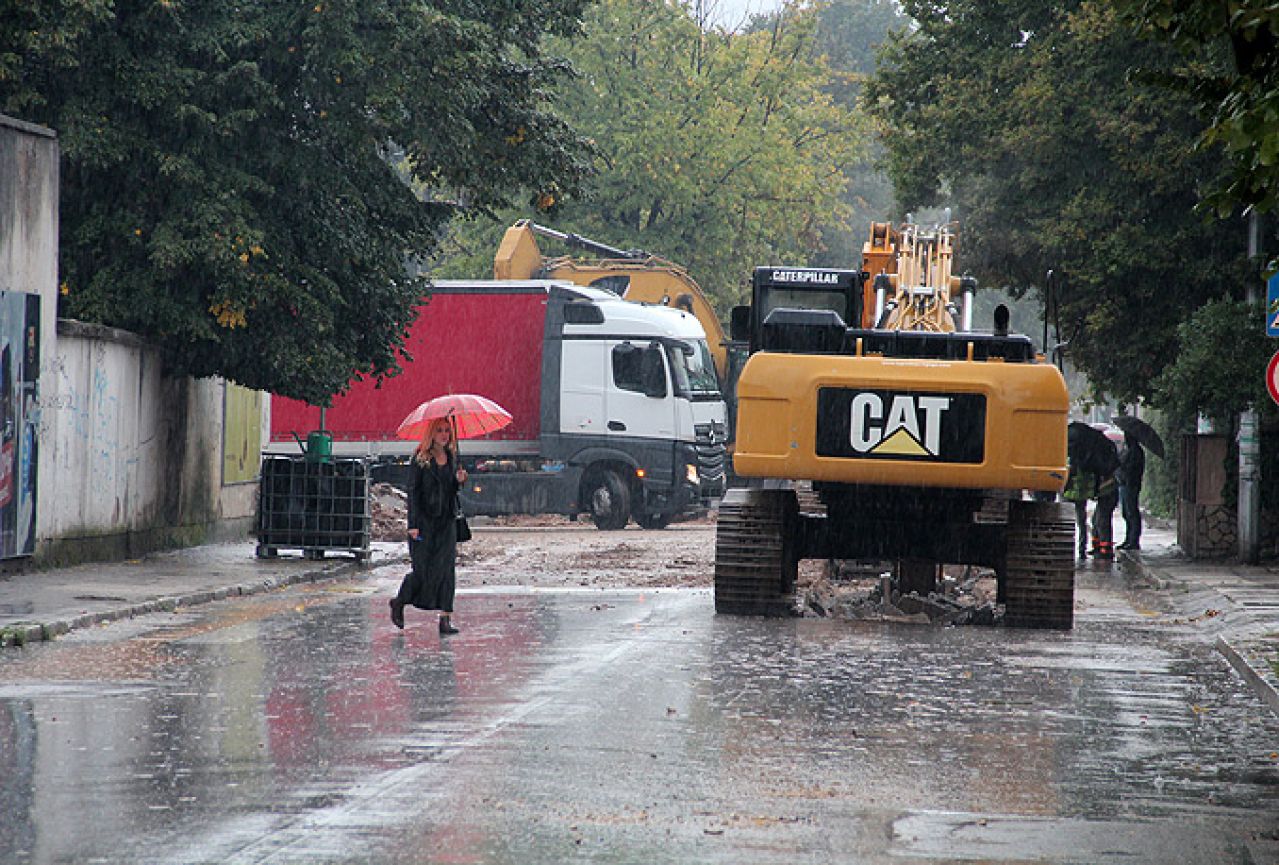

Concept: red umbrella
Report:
left=396, top=393, right=513, bottom=441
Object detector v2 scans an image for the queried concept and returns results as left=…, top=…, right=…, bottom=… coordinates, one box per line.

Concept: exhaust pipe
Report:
left=873, top=274, right=892, bottom=327
left=959, top=276, right=977, bottom=332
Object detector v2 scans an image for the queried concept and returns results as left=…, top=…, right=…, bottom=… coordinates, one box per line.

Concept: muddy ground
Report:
left=374, top=482, right=720, bottom=589
left=372, top=484, right=998, bottom=619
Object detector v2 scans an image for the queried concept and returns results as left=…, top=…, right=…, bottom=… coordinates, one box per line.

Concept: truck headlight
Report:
left=685, top=464, right=699, bottom=485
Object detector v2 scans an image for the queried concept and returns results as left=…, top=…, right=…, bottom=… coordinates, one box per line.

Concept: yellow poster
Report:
left=223, top=383, right=263, bottom=484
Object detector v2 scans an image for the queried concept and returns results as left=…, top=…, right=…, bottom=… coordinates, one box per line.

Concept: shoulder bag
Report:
left=455, top=495, right=472, bottom=543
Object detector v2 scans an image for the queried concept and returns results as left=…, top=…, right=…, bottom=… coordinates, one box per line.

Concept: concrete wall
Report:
left=37, top=321, right=260, bottom=565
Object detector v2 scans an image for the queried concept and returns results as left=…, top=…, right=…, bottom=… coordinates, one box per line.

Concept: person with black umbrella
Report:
left=1117, top=431, right=1146, bottom=550
left=1111, top=415, right=1163, bottom=552
left=1067, top=422, right=1120, bottom=560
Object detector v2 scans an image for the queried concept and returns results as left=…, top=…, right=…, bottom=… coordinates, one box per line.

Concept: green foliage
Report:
left=1139, top=408, right=1182, bottom=518
left=865, top=1, right=1251, bottom=405
left=3, top=0, right=590, bottom=404
left=434, top=0, right=868, bottom=312
left=806, top=0, right=907, bottom=266
left=0, top=0, right=112, bottom=113
left=1117, top=1, right=1279, bottom=215
left=1151, top=298, right=1277, bottom=427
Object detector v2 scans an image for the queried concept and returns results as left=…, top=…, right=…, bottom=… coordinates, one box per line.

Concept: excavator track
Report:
left=714, top=488, right=798, bottom=616
left=1003, top=501, right=1076, bottom=629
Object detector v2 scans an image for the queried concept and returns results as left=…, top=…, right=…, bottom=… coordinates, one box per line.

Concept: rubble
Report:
left=370, top=483, right=408, bottom=541
left=799, top=561, right=1003, bottom=626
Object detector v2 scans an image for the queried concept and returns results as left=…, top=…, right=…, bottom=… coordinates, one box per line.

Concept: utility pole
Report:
left=1239, top=210, right=1262, bottom=563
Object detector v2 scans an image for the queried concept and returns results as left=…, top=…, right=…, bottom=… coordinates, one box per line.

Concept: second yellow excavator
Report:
left=493, top=220, right=747, bottom=432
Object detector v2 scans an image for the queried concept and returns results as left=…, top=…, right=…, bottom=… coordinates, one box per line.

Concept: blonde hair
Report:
left=413, top=418, right=455, bottom=466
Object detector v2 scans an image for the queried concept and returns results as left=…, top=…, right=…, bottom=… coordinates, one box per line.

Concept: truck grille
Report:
left=693, top=422, right=728, bottom=496
left=695, top=442, right=727, bottom=493
left=694, top=420, right=728, bottom=446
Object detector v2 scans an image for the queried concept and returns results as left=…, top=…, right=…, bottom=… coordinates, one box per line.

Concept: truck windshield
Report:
left=665, top=339, right=720, bottom=398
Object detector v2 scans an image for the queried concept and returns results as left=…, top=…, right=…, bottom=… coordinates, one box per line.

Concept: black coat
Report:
left=406, top=453, right=460, bottom=533
left=1117, top=442, right=1145, bottom=490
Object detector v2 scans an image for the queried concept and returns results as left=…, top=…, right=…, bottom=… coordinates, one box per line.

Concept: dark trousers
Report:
left=1119, top=483, right=1142, bottom=548
left=1073, top=501, right=1088, bottom=557
left=395, top=515, right=457, bottom=613
left=1091, top=490, right=1118, bottom=554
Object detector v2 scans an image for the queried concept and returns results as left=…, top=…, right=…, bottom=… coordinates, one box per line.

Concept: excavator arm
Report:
left=494, top=220, right=736, bottom=387
left=861, top=221, right=977, bottom=332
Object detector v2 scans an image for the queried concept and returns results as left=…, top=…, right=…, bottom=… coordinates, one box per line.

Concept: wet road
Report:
left=1, top=563, right=1278, bottom=864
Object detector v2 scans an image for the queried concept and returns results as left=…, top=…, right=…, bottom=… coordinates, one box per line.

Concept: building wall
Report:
left=0, top=115, right=56, bottom=340
left=1, top=115, right=58, bottom=563
left=1177, top=432, right=1279, bottom=560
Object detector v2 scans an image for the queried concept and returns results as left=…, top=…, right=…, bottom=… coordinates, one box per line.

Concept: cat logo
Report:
left=850, top=393, right=950, bottom=456
left=815, top=387, right=986, bottom=464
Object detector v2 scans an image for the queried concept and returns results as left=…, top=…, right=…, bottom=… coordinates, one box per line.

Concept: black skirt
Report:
left=395, top=512, right=457, bottom=612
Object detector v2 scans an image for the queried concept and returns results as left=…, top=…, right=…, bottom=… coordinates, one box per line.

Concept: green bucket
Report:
left=304, top=430, right=333, bottom=463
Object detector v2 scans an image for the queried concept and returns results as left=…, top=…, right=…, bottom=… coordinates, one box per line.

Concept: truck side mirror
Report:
left=730, top=305, right=751, bottom=342
left=641, top=345, right=667, bottom=398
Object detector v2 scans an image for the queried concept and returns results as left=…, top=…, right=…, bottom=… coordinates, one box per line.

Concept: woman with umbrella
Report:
left=389, top=394, right=512, bottom=634
left=389, top=417, right=468, bottom=634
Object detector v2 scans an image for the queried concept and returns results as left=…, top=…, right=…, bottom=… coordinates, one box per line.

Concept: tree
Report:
left=1153, top=298, right=1276, bottom=427
left=865, top=1, right=1250, bottom=406
left=434, top=0, right=867, bottom=311
left=0, top=0, right=112, bottom=113
left=1, top=0, right=591, bottom=404
left=806, top=0, right=907, bottom=266
left=1116, top=1, right=1279, bottom=216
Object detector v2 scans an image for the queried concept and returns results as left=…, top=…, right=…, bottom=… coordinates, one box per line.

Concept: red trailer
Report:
left=271, top=285, right=546, bottom=453
left=268, top=280, right=728, bottom=529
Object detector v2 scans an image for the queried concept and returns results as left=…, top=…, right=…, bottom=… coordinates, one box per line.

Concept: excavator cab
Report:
left=745, top=267, right=864, bottom=355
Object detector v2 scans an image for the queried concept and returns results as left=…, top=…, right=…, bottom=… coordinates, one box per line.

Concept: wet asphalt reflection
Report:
left=0, top=569, right=1277, bottom=864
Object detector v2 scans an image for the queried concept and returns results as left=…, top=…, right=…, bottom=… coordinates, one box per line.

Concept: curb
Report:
left=0, top=553, right=409, bottom=649
left=1216, top=636, right=1279, bottom=718
left=1121, top=548, right=1279, bottom=720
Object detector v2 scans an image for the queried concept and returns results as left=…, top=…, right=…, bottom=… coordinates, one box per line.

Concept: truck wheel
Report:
left=1003, top=500, right=1076, bottom=629
left=636, top=511, right=672, bottom=530
left=714, top=487, right=798, bottom=616
left=587, top=470, right=631, bottom=530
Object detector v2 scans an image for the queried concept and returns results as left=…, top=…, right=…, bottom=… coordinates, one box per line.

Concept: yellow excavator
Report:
left=494, top=220, right=747, bottom=429
left=717, top=221, right=1075, bottom=628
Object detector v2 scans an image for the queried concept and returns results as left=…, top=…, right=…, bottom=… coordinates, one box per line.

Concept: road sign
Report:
left=1269, top=350, right=1279, bottom=406
left=1269, top=272, right=1279, bottom=336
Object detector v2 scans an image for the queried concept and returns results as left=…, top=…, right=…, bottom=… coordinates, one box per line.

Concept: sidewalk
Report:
left=0, top=541, right=406, bottom=647
left=1119, top=520, right=1279, bottom=718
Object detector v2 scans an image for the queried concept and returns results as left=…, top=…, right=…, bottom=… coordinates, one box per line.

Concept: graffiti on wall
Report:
left=0, top=291, right=39, bottom=558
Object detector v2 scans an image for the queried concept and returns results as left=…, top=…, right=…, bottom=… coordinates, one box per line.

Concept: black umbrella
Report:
left=1068, top=421, right=1119, bottom=476
left=1111, top=415, right=1165, bottom=458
